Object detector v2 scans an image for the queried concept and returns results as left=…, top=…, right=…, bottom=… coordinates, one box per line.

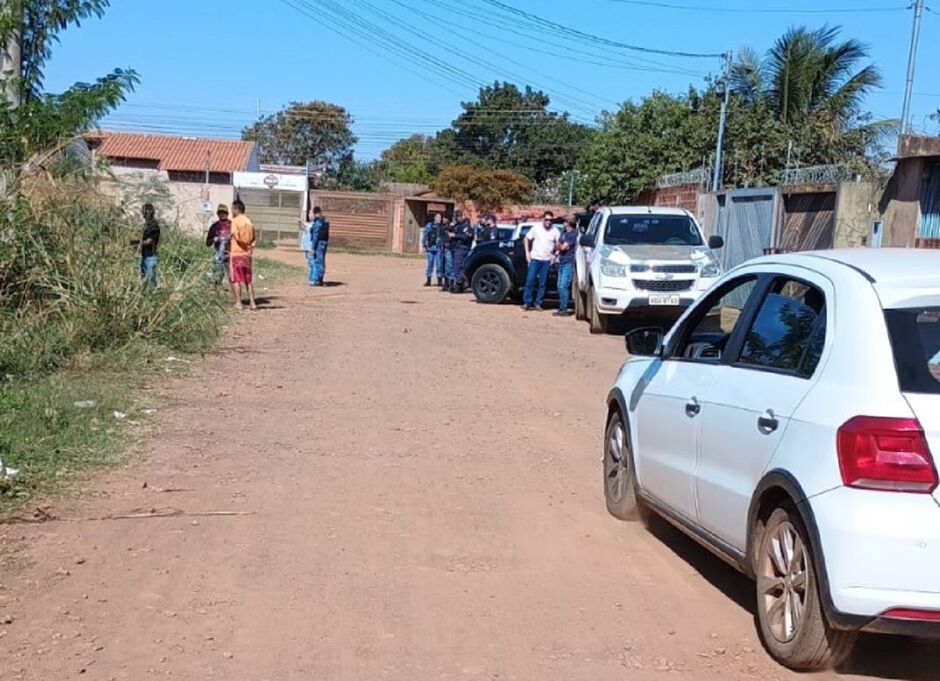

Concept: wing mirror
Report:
left=625, top=327, right=664, bottom=357
left=579, top=234, right=595, bottom=248
left=708, top=235, right=724, bottom=250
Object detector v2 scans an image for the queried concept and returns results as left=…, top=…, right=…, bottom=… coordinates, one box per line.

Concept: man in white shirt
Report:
left=522, top=211, right=560, bottom=311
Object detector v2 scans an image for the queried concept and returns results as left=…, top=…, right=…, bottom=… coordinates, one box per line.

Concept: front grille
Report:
left=633, top=279, right=694, bottom=292
left=652, top=263, right=697, bottom=274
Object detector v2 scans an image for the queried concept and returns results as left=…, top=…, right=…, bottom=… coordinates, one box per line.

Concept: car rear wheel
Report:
left=587, top=285, right=609, bottom=334
left=471, top=264, right=512, bottom=304
left=573, top=276, right=586, bottom=320
left=603, top=411, right=645, bottom=521
left=755, top=506, right=856, bottom=671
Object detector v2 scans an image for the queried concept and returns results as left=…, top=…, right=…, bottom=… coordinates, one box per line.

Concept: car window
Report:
left=884, top=306, right=940, bottom=394
left=670, top=277, right=758, bottom=361
left=604, top=215, right=703, bottom=247
left=737, top=278, right=826, bottom=378
left=587, top=213, right=601, bottom=239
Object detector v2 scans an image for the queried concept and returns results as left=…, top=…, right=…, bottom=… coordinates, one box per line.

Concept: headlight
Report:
left=700, top=261, right=721, bottom=278
left=601, top=260, right=627, bottom=277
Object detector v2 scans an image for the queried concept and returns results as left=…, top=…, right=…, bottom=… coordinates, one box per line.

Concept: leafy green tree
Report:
left=731, top=26, right=890, bottom=150
left=242, top=101, right=357, bottom=167
left=445, top=82, right=592, bottom=184
left=0, top=1, right=137, bottom=164
left=431, top=164, right=533, bottom=211
left=379, top=134, right=444, bottom=184
left=322, top=158, right=383, bottom=193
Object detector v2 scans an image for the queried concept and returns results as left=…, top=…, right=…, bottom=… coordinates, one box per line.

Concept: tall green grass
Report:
left=0, top=172, right=231, bottom=512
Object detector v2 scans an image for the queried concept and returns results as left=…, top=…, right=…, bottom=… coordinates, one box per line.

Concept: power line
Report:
left=477, top=0, right=725, bottom=58
left=607, top=0, right=911, bottom=13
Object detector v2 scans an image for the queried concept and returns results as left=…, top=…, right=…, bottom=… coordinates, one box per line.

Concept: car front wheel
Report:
left=603, top=411, right=645, bottom=521
left=587, top=285, right=609, bottom=334
left=754, top=506, right=856, bottom=671
left=471, top=264, right=512, bottom=304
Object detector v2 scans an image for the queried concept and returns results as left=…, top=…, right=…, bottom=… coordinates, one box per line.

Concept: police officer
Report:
left=440, top=213, right=457, bottom=291
left=422, top=212, right=444, bottom=287
left=450, top=211, right=474, bottom=293
left=478, top=213, right=500, bottom=243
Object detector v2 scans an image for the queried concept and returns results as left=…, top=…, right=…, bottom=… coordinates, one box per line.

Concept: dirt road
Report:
left=1, top=252, right=935, bottom=680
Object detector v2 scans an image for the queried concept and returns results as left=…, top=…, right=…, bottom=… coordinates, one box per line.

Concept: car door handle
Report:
left=757, top=410, right=779, bottom=434
left=685, top=397, right=701, bottom=418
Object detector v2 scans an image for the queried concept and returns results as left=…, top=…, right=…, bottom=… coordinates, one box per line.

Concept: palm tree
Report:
left=731, top=26, right=883, bottom=129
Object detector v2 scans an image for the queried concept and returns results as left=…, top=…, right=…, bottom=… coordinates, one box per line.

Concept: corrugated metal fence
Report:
left=919, top=163, right=940, bottom=240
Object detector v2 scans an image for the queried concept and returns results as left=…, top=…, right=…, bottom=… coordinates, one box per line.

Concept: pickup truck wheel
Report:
left=603, top=411, right=645, bottom=521
left=471, top=264, right=511, bottom=304
left=573, top=277, right=586, bottom=320
left=587, top=285, right=609, bottom=334
left=754, top=505, right=856, bottom=671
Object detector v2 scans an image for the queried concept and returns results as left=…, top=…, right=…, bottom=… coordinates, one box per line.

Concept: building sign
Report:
left=233, top=171, right=307, bottom=193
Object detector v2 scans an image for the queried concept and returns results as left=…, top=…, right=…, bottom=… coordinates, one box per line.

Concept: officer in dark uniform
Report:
left=450, top=211, right=474, bottom=293
left=478, top=214, right=500, bottom=243
left=440, top=213, right=457, bottom=291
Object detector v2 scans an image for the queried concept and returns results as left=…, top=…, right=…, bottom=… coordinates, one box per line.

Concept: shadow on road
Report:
left=646, top=516, right=939, bottom=680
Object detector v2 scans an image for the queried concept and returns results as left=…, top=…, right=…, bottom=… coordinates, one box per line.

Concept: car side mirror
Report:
left=708, top=235, right=724, bottom=250
left=625, top=327, right=664, bottom=357
left=579, top=234, right=595, bottom=248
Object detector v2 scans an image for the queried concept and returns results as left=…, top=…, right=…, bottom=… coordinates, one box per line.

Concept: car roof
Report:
left=751, top=248, right=940, bottom=284
left=602, top=206, right=692, bottom=217
left=742, top=248, right=940, bottom=308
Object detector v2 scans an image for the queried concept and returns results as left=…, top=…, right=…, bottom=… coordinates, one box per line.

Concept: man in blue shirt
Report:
left=422, top=212, right=444, bottom=287
left=554, top=217, right=578, bottom=317
left=309, top=206, right=329, bottom=286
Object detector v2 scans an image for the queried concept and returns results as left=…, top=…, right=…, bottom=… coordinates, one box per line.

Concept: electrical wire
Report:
left=476, top=0, right=726, bottom=58
left=607, top=0, right=911, bottom=14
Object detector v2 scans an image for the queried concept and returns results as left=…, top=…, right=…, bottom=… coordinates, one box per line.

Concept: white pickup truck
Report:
left=573, top=206, right=725, bottom=333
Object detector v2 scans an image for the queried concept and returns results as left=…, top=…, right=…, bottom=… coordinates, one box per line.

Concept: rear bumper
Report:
left=810, top=487, right=940, bottom=636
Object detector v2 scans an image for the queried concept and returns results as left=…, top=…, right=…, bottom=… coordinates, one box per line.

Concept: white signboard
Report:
left=233, top=171, right=308, bottom=193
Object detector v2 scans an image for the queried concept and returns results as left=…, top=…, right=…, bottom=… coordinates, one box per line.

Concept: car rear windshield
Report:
left=604, top=215, right=703, bottom=246
left=884, top=306, right=940, bottom=394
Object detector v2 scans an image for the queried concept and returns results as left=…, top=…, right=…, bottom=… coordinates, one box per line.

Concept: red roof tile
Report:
left=87, top=131, right=255, bottom=174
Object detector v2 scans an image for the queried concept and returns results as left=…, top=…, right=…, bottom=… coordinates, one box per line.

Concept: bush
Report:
left=0, top=171, right=227, bottom=378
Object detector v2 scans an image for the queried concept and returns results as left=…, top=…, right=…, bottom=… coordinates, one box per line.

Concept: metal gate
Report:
left=713, top=188, right=776, bottom=271
left=238, top=188, right=304, bottom=243
left=919, top=163, right=940, bottom=241
left=779, top=192, right=836, bottom=251
left=310, top=191, right=395, bottom=248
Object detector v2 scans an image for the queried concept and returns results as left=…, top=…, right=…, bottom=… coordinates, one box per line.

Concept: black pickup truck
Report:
left=464, top=215, right=582, bottom=304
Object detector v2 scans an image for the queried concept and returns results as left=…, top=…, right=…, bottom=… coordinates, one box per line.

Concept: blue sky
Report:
left=43, top=0, right=940, bottom=160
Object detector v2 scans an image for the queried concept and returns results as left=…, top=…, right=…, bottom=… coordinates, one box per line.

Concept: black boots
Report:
left=437, top=278, right=444, bottom=287
left=424, top=277, right=432, bottom=287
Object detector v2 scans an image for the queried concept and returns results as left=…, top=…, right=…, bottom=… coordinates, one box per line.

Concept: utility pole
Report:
left=567, top=170, right=576, bottom=207
left=1, top=0, right=22, bottom=108
left=900, top=0, right=924, bottom=134
left=711, top=51, right=732, bottom=193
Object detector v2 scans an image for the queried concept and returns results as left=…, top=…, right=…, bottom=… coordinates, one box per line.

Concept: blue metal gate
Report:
left=920, top=163, right=940, bottom=240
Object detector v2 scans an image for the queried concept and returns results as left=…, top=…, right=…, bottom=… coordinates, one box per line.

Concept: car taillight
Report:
left=836, top=416, right=938, bottom=493
left=881, top=608, right=940, bottom=622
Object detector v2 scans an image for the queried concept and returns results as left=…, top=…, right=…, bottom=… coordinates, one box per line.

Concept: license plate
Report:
left=649, top=294, right=680, bottom=306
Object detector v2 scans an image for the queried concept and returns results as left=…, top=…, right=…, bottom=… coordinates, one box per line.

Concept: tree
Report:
left=379, top=134, right=444, bottom=184
left=321, top=158, right=382, bottom=193
left=731, top=26, right=888, bottom=140
left=0, top=1, right=137, bottom=164
left=431, top=165, right=533, bottom=211
left=445, top=82, right=592, bottom=183
left=241, top=101, right=357, bottom=167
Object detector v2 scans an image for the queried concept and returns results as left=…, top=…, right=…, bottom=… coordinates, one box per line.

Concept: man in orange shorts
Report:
left=229, top=199, right=257, bottom=310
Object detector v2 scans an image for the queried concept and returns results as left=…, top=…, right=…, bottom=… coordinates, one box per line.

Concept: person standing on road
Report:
left=522, top=211, right=559, bottom=311
left=450, top=211, right=474, bottom=293
left=310, top=206, right=330, bottom=286
left=298, top=208, right=317, bottom=286
left=207, top=203, right=234, bottom=295
left=553, top=218, right=578, bottom=317
left=422, top=212, right=444, bottom=287
left=139, top=203, right=161, bottom=288
left=229, top=199, right=257, bottom=311
left=440, top=213, right=457, bottom=292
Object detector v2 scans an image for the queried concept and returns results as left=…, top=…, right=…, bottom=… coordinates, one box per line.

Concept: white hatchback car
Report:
left=603, top=249, right=940, bottom=671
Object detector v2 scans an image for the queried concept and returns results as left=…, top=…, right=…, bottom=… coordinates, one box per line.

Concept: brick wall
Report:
left=638, top=183, right=701, bottom=212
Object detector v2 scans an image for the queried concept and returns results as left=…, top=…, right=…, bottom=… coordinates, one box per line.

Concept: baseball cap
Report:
left=217, top=203, right=229, bottom=214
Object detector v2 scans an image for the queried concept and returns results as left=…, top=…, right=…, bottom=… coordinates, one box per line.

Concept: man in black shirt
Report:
left=140, top=203, right=160, bottom=287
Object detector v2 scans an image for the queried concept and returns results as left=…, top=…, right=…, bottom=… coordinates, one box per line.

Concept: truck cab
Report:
left=574, top=206, right=724, bottom=333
